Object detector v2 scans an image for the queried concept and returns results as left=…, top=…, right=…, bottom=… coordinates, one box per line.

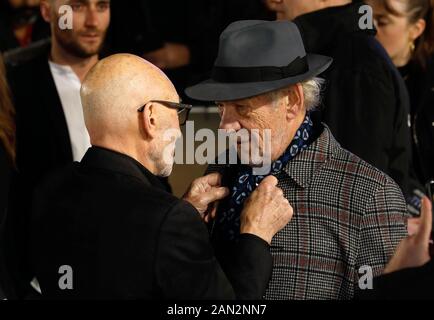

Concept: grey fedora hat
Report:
left=185, top=20, right=333, bottom=102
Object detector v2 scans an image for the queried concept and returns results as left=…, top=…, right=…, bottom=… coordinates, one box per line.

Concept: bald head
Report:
left=80, top=54, right=181, bottom=176
left=81, top=53, right=178, bottom=141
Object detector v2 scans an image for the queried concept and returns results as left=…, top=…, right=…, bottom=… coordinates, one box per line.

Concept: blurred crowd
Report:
left=0, top=0, right=433, bottom=299
left=0, top=0, right=274, bottom=101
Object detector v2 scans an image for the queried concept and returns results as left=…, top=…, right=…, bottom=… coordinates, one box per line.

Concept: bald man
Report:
left=28, top=54, right=293, bottom=300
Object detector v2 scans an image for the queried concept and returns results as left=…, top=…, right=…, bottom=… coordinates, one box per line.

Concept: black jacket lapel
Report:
left=36, top=55, right=73, bottom=163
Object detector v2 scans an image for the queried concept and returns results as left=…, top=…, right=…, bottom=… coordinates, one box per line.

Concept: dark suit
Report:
left=29, top=146, right=273, bottom=299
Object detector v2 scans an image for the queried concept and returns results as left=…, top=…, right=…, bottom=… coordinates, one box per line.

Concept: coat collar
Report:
left=281, top=124, right=340, bottom=189
left=80, top=146, right=166, bottom=190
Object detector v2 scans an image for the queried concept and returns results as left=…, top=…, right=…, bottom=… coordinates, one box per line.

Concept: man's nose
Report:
left=219, top=107, right=241, bottom=131
left=85, top=7, right=99, bottom=28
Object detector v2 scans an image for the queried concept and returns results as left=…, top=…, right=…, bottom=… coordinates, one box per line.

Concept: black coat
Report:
left=359, top=260, right=434, bottom=300
left=0, top=143, right=11, bottom=224
left=6, top=43, right=73, bottom=188
left=294, top=3, right=412, bottom=195
left=3, top=47, right=172, bottom=297
left=2, top=46, right=73, bottom=298
left=0, top=143, right=12, bottom=299
left=29, top=146, right=273, bottom=299
left=400, top=56, right=434, bottom=186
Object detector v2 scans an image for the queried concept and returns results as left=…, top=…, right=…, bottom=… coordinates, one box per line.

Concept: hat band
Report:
left=211, top=56, right=308, bottom=83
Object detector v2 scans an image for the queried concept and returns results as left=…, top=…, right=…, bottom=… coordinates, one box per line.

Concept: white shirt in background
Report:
left=49, top=61, right=91, bottom=162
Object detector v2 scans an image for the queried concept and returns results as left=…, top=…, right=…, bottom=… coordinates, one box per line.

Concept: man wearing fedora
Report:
left=186, top=20, right=408, bottom=300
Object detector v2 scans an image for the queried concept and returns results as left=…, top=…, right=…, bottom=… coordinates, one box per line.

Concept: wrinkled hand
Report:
left=240, top=176, right=293, bottom=245
left=384, top=197, right=432, bottom=274
left=183, top=173, right=229, bottom=222
left=143, top=42, right=191, bottom=70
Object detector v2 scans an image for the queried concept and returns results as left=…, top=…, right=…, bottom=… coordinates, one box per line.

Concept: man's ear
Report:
left=285, top=84, right=304, bottom=121
left=40, top=1, right=53, bottom=23
left=139, top=102, right=157, bottom=139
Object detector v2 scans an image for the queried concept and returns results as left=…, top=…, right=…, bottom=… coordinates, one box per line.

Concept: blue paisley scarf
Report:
left=216, top=112, right=315, bottom=241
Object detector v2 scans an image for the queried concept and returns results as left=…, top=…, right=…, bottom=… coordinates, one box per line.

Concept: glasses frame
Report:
left=137, top=100, right=193, bottom=126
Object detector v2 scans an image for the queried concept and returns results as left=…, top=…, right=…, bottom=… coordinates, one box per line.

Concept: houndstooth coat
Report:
left=206, top=124, right=408, bottom=300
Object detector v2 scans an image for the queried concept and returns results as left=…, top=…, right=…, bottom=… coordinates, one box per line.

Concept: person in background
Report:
left=0, top=54, right=16, bottom=300
left=4, top=0, right=110, bottom=298
left=8, top=0, right=110, bottom=185
left=0, top=0, right=49, bottom=52
left=265, top=0, right=413, bottom=198
left=366, top=0, right=434, bottom=210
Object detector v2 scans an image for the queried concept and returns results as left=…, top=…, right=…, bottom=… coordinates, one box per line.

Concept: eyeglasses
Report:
left=137, top=100, right=192, bottom=126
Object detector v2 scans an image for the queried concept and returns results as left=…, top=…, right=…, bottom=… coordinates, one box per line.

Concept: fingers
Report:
left=278, top=196, right=294, bottom=224
left=209, top=202, right=218, bottom=219
left=202, top=172, right=223, bottom=187
left=204, top=213, right=211, bottom=224
left=200, top=186, right=229, bottom=205
left=275, top=187, right=284, bottom=198
left=407, top=217, right=421, bottom=236
left=261, top=175, right=278, bottom=186
left=416, top=196, right=433, bottom=243
left=204, top=201, right=219, bottom=224
left=257, top=175, right=278, bottom=192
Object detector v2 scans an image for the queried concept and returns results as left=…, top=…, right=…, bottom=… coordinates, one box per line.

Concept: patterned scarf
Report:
left=216, top=113, right=315, bottom=241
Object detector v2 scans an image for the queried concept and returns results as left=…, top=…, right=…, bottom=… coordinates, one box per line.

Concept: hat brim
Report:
left=185, top=54, right=333, bottom=102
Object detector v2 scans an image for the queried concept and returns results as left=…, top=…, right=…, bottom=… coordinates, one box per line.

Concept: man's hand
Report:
left=183, top=173, right=229, bottom=222
left=143, top=43, right=191, bottom=70
left=383, top=197, right=432, bottom=274
left=240, top=176, right=293, bottom=245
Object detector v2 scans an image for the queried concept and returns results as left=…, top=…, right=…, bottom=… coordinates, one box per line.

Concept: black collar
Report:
left=80, top=146, right=167, bottom=191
